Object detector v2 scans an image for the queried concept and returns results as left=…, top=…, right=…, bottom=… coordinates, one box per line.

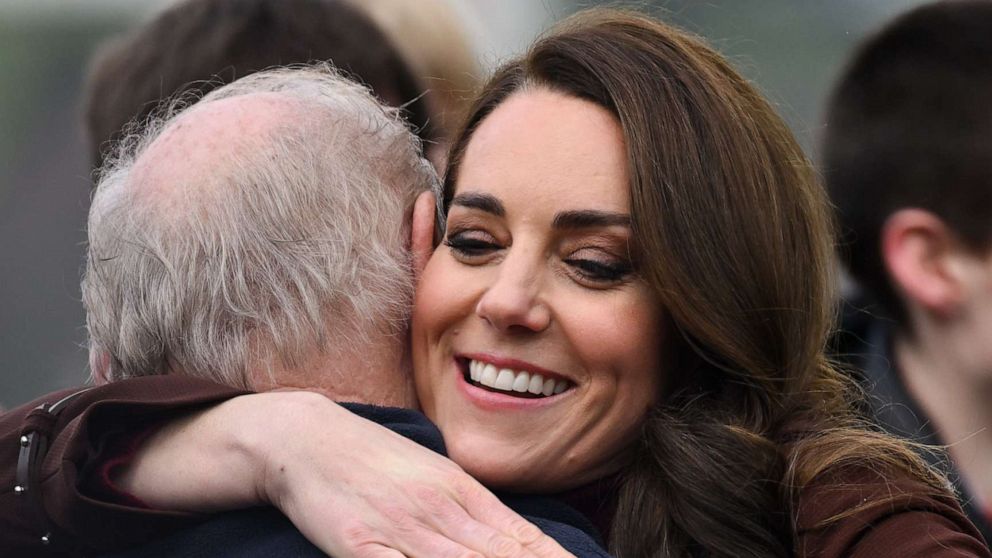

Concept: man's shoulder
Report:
left=106, top=504, right=613, bottom=558
left=339, top=402, right=446, bottom=455
left=103, top=508, right=323, bottom=558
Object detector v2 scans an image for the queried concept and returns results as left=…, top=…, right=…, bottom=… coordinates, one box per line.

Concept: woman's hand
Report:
left=119, top=391, right=575, bottom=558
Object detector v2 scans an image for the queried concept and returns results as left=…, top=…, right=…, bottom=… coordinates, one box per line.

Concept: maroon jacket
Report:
left=0, top=376, right=248, bottom=556
left=1, top=376, right=989, bottom=557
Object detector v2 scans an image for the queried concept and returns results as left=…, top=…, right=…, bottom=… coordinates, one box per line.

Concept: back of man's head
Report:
left=823, top=0, right=992, bottom=323
left=84, top=0, right=434, bottom=169
left=84, top=63, right=437, bottom=389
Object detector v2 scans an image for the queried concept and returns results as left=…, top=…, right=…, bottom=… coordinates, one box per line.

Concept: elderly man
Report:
left=0, top=66, right=604, bottom=557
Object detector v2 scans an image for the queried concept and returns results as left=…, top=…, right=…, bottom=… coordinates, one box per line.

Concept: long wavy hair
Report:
left=441, top=9, right=944, bottom=557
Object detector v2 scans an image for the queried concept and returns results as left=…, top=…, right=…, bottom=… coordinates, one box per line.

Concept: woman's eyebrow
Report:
left=553, top=209, right=631, bottom=229
left=450, top=192, right=505, bottom=216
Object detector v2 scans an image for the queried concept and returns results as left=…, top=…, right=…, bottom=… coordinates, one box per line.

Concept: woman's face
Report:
left=411, top=89, right=665, bottom=491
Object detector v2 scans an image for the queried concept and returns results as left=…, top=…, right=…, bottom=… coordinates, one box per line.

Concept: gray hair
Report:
left=84, top=63, right=437, bottom=388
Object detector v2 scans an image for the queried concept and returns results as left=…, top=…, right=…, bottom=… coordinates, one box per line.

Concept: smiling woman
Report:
left=3, top=7, right=989, bottom=558
left=413, top=90, right=664, bottom=493
left=396, top=8, right=985, bottom=555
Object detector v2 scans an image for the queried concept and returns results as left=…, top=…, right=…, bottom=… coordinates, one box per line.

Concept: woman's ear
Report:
left=882, top=208, right=965, bottom=318
left=411, top=191, right=437, bottom=278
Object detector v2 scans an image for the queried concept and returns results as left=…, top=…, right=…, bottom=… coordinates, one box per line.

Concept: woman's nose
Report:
left=475, top=260, right=551, bottom=333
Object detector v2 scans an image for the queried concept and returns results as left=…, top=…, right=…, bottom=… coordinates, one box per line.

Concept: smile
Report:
left=464, top=358, right=572, bottom=398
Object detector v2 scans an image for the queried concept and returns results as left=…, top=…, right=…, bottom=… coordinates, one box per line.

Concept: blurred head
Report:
left=83, top=0, right=436, bottom=170
left=824, top=0, right=992, bottom=328
left=84, top=64, right=435, bottom=407
left=351, top=0, right=481, bottom=164
left=411, top=6, right=834, bottom=513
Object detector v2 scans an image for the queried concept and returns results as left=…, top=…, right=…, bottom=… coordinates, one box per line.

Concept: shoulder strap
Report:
left=15, top=387, right=95, bottom=550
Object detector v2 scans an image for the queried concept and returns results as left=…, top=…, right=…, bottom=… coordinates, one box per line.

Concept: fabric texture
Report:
left=1, top=376, right=248, bottom=556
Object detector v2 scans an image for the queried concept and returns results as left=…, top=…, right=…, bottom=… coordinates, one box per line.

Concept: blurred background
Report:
left=0, top=0, right=932, bottom=408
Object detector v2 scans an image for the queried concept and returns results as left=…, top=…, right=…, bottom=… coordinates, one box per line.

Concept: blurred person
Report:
left=4, top=8, right=990, bottom=558
left=0, top=64, right=597, bottom=557
left=824, top=0, right=992, bottom=542
left=349, top=0, right=481, bottom=167
left=83, top=0, right=437, bottom=171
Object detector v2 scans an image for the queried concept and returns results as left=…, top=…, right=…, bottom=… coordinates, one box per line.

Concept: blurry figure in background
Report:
left=349, top=0, right=481, bottom=167
left=824, top=0, right=992, bottom=541
left=82, top=0, right=438, bottom=171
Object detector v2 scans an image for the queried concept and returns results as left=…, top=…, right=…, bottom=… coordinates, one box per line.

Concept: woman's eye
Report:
left=564, top=256, right=633, bottom=284
left=443, top=230, right=500, bottom=257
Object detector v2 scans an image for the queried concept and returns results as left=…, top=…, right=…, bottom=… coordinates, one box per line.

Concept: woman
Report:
left=391, top=9, right=980, bottom=555
left=12, top=8, right=990, bottom=557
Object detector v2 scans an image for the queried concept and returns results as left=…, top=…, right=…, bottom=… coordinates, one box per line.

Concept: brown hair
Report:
left=83, top=0, right=434, bottom=170
left=443, top=9, right=944, bottom=557
left=824, top=0, right=992, bottom=324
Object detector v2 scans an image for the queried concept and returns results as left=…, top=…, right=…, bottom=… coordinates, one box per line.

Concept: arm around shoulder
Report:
left=5, top=383, right=576, bottom=558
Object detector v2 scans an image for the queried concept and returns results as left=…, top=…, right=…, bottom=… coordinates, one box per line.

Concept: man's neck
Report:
left=895, top=330, right=992, bottom=505
left=251, top=340, right=417, bottom=409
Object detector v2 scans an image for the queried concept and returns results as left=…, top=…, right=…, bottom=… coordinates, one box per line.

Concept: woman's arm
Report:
left=119, top=390, right=574, bottom=558
left=0, top=375, right=250, bottom=557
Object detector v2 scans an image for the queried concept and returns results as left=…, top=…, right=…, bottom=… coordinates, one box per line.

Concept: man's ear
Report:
left=90, top=349, right=111, bottom=386
left=411, top=191, right=437, bottom=278
left=882, top=208, right=965, bottom=317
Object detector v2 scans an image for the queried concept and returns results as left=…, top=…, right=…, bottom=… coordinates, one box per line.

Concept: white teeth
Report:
left=466, top=360, right=571, bottom=397
left=511, top=371, right=531, bottom=393
left=494, top=369, right=515, bottom=391
left=528, top=374, right=545, bottom=394
left=542, top=378, right=555, bottom=396
left=480, top=364, right=498, bottom=387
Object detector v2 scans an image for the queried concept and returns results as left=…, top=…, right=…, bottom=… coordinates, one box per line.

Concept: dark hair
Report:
left=444, top=9, right=943, bottom=557
left=83, top=0, right=434, bottom=169
left=823, top=0, right=992, bottom=323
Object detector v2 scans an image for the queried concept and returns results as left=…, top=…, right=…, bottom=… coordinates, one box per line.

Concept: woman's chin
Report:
left=445, top=436, right=582, bottom=494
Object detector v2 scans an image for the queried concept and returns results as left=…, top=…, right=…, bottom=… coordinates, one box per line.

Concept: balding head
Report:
left=127, top=93, right=302, bottom=215
left=84, top=64, right=437, bottom=401
left=134, top=94, right=296, bottom=189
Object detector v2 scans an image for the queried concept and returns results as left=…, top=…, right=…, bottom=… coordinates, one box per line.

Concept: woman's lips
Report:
left=455, top=354, right=573, bottom=401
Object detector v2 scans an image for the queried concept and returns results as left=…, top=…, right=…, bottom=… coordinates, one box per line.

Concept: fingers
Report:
left=421, top=498, right=528, bottom=558
left=455, top=514, right=569, bottom=558
left=458, top=483, right=573, bottom=558
left=348, top=513, right=486, bottom=558
left=514, top=533, right=574, bottom=558
left=439, top=478, right=572, bottom=558
left=445, top=521, right=525, bottom=557
left=313, top=511, right=483, bottom=558
left=394, top=529, right=486, bottom=558
left=355, top=544, right=406, bottom=558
